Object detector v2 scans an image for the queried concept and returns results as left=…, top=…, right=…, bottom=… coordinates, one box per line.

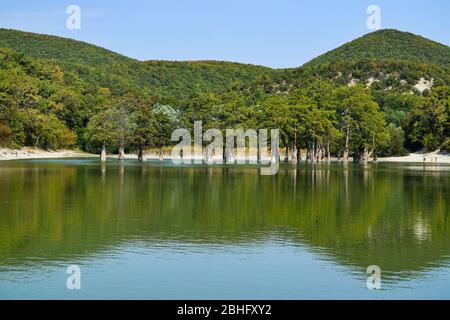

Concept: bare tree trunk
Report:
left=159, top=148, right=164, bottom=161
left=257, top=143, right=261, bottom=164
left=284, top=146, right=289, bottom=163
left=317, top=144, right=322, bottom=163
left=223, top=144, right=228, bottom=164
left=343, top=126, right=350, bottom=164
left=118, top=108, right=126, bottom=161
left=273, top=145, right=280, bottom=163
left=292, top=132, right=298, bottom=164
left=292, top=146, right=298, bottom=164
left=137, top=146, right=145, bottom=162
left=312, top=140, right=319, bottom=163
left=361, top=147, right=369, bottom=164
left=297, top=146, right=302, bottom=162
left=326, top=141, right=331, bottom=164
left=370, top=136, right=376, bottom=163
left=224, top=145, right=233, bottom=163
left=118, top=144, right=125, bottom=160
left=100, top=143, right=107, bottom=162
left=204, top=147, right=210, bottom=164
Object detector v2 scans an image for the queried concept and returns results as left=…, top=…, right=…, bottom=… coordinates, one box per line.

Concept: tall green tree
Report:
left=129, top=101, right=156, bottom=161
left=84, top=108, right=119, bottom=160
left=407, top=86, right=449, bottom=151
left=338, top=85, right=388, bottom=163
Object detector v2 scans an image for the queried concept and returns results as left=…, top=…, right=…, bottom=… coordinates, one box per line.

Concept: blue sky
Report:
left=0, top=0, right=448, bottom=68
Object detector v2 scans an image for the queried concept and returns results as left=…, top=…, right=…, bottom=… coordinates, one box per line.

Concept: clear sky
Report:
left=0, top=0, right=448, bottom=68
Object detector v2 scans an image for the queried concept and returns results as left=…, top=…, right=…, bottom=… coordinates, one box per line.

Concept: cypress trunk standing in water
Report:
left=159, top=148, right=164, bottom=161
left=257, top=143, right=261, bottom=164
left=118, top=107, right=127, bottom=161
left=204, top=148, right=210, bottom=164
left=223, top=144, right=227, bottom=164
left=284, top=146, right=289, bottom=163
left=343, top=126, right=350, bottom=164
left=316, top=144, right=322, bottom=163
left=224, top=135, right=234, bottom=164
left=311, top=141, right=316, bottom=164
left=274, top=144, right=281, bottom=164
left=118, top=145, right=125, bottom=160
left=297, top=147, right=302, bottom=163
left=360, top=146, right=374, bottom=164
left=326, top=141, right=331, bottom=164
left=137, top=147, right=145, bottom=162
left=361, top=147, right=369, bottom=164
left=292, top=133, right=298, bottom=164
left=100, top=144, right=107, bottom=162
left=292, top=146, right=298, bottom=164
left=372, top=136, right=377, bottom=163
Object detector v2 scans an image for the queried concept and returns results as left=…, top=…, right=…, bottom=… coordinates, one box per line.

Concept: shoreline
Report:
left=1, top=148, right=450, bottom=164
left=376, top=151, right=450, bottom=164
left=0, top=148, right=97, bottom=161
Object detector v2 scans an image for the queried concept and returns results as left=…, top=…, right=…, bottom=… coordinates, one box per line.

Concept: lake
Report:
left=0, top=159, right=449, bottom=299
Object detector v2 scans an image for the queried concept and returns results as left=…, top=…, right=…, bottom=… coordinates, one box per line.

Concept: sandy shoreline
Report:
left=1, top=148, right=449, bottom=164
left=0, top=148, right=96, bottom=161
left=376, top=151, right=450, bottom=164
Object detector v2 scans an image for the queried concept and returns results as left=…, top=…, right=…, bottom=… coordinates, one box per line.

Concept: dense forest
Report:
left=0, top=28, right=449, bottom=163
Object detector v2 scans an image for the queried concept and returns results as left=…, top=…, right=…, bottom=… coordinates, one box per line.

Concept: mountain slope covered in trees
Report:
left=305, top=29, right=450, bottom=67
left=264, top=29, right=450, bottom=95
left=0, top=28, right=449, bottom=161
left=0, top=28, right=273, bottom=99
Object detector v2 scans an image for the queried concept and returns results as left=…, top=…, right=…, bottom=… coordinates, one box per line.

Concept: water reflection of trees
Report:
left=0, top=161, right=449, bottom=278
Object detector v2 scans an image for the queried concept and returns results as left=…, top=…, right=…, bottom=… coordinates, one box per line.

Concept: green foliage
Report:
left=21, top=109, right=77, bottom=149
left=0, top=29, right=272, bottom=99
left=442, top=138, right=450, bottom=152
left=0, top=48, right=78, bottom=149
left=407, top=86, right=449, bottom=151
left=305, top=29, right=450, bottom=68
left=339, top=86, right=388, bottom=155
left=0, top=28, right=449, bottom=158
left=129, top=102, right=156, bottom=153
left=84, top=109, right=119, bottom=152
left=384, top=124, right=408, bottom=156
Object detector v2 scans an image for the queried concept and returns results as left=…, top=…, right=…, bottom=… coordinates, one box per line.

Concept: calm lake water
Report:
left=0, top=159, right=449, bottom=299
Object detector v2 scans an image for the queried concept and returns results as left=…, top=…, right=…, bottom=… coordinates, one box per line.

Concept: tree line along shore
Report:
left=0, top=29, right=448, bottom=164
left=1, top=146, right=449, bottom=165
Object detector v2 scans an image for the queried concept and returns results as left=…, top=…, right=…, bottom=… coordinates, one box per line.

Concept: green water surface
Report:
left=0, top=159, right=449, bottom=299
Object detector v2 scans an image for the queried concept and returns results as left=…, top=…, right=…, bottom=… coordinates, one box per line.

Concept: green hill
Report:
left=260, top=30, right=450, bottom=94
left=0, top=28, right=133, bottom=68
left=0, top=28, right=273, bottom=99
left=0, top=28, right=448, bottom=153
left=305, top=29, right=450, bottom=68
left=1, top=28, right=448, bottom=98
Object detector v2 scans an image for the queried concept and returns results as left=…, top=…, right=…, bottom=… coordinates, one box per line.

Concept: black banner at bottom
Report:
left=2, top=300, right=448, bottom=318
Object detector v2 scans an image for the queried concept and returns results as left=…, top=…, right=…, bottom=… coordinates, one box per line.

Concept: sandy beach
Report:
left=0, top=148, right=96, bottom=161
left=377, top=151, right=450, bottom=164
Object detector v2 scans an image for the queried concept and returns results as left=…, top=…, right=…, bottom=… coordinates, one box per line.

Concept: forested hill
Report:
left=0, top=28, right=449, bottom=157
left=1, top=28, right=449, bottom=98
left=261, top=29, right=450, bottom=95
left=305, top=29, right=450, bottom=68
left=0, top=28, right=133, bottom=67
left=0, top=28, right=273, bottom=99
